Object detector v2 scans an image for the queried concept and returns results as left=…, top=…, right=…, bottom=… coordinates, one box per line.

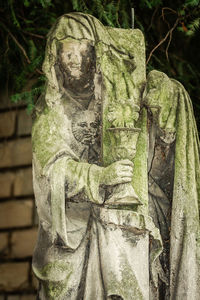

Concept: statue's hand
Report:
left=100, top=159, right=133, bottom=186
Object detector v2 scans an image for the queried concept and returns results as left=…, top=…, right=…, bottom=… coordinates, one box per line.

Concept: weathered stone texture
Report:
left=0, top=111, right=16, bottom=138
left=0, top=262, right=29, bottom=291
left=11, top=228, right=37, bottom=258
left=0, top=138, right=32, bottom=168
left=0, top=172, right=15, bottom=198
left=0, top=200, right=33, bottom=229
left=17, top=110, right=32, bottom=136
left=13, top=168, right=33, bottom=196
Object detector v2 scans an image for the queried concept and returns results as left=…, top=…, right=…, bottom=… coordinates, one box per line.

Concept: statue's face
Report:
left=58, top=40, right=96, bottom=94
left=72, top=110, right=99, bottom=145
left=60, top=41, right=88, bottom=78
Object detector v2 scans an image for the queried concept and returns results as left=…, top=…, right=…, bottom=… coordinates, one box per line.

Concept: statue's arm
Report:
left=64, top=158, right=134, bottom=204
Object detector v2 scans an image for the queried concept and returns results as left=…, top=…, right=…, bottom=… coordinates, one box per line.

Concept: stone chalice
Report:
left=105, top=127, right=142, bottom=207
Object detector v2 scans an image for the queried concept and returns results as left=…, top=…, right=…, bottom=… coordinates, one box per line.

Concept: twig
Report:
left=146, top=18, right=179, bottom=65
left=5, top=34, right=10, bottom=56
left=35, top=68, right=44, bottom=75
left=148, top=7, right=159, bottom=31
left=8, top=30, right=31, bottom=63
left=162, top=8, right=170, bottom=29
left=162, top=7, right=177, bottom=15
left=0, top=21, right=31, bottom=64
left=116, top=0, right=121, bottom=27
left=161, top=8, right=179, bottom=61
left=162, top=7, right=177, bottom=30
left=22, top=30, right=45, bottom=39
left=166, top=18, right=179, bottom=61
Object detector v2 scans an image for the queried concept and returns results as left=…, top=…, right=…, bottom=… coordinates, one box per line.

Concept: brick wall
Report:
left=0, top=97, right=38, bottom=299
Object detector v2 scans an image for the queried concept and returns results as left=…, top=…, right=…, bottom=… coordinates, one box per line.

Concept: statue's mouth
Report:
left=82, top=134, right=94, bottom=144
left=71, top=65, right=81, bottom=69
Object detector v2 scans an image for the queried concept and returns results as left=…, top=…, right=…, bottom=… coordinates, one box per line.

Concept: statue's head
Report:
left=59, top=40, right=95, bottom=79
left=42, top=13, right=141, bottom=112
left=71, top=110, right=99, bottom=145
left=56, top=39, right=96, bottom=96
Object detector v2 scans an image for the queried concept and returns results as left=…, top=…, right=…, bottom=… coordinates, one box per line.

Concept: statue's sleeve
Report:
left=32, top=105, right=104, bottom=248
left=146, top=70, right=200, bottom=298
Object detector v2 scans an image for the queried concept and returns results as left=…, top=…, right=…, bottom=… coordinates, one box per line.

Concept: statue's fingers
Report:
left=119, top=159, right=134, bottom=166
left=119, top=171, right=133, bottom=177
left=119, top=176, right=132, bottom=183
left=120, top=166, right=133, bottom=173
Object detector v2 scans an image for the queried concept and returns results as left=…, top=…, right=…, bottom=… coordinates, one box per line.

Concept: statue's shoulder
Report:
left=147, top=69, right=187, bottom=93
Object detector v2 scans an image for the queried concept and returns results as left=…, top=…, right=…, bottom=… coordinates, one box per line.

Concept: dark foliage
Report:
left=0, top=0, right=199, bottom=129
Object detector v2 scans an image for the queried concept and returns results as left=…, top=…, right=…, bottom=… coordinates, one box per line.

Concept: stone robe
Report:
left=32, top=102, right=160, bottom=300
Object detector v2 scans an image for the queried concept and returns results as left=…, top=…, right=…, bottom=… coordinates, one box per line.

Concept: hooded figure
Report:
left=32, top=13, right=200, bottom=300
left=146, top=70, right=200, bottom=299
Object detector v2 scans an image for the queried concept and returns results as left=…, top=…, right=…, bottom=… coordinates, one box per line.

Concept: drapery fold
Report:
left=146, top=70, right=200, bottom=299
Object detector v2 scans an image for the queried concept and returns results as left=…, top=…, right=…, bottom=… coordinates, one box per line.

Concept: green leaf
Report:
left=71, top=0, right=79, bottom=10
left=139, top=0, right=162, bottom=9
left=28, top=40, right=37, bottom=60
left=24, top=0, right=30, bottom=7
left=39, top=0, right=52, bottom=8
left=9, top=0, right=21, bottom=28
left=184, top=0, right=199, bottom=7
left=179, top=9, right=186, bottom=16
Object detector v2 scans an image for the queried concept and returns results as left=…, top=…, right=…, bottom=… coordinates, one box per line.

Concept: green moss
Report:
left=39, top=261, right=70, bottom=278
left=43, top=275, right=71, bottom=300
left=34, top=261, right=73, bottom=299
left=99, top=29, right=146, bottom=168
left=32, top=105, right=66, bottom=169
left=107, top=257, right=145, bottom=299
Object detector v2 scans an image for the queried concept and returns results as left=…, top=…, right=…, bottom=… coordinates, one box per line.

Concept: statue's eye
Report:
left=78, top=122, right=87, bottom=127
left=90, top=122, right=98, bottom=128
left=64, top=53, right=71, bottom=59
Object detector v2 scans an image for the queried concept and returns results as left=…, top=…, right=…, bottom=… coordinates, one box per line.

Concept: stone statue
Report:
left=32, top=13, right=200, bottom=299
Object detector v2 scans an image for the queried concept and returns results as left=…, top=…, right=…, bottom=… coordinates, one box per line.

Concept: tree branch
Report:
left=22, top=30, right=45, bottom=39
left=146, top=18, right=179, bottom=65
left=0, top=21, right=31, bottom=64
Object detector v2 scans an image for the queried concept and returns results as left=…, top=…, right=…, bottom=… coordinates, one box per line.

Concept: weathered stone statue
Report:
left=32, top=13, right=200, bottom=299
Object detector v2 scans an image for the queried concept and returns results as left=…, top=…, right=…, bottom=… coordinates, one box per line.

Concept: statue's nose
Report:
left=73, top=52, right=82, bottom=64
left=83, top=126, right=90, bottom=133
